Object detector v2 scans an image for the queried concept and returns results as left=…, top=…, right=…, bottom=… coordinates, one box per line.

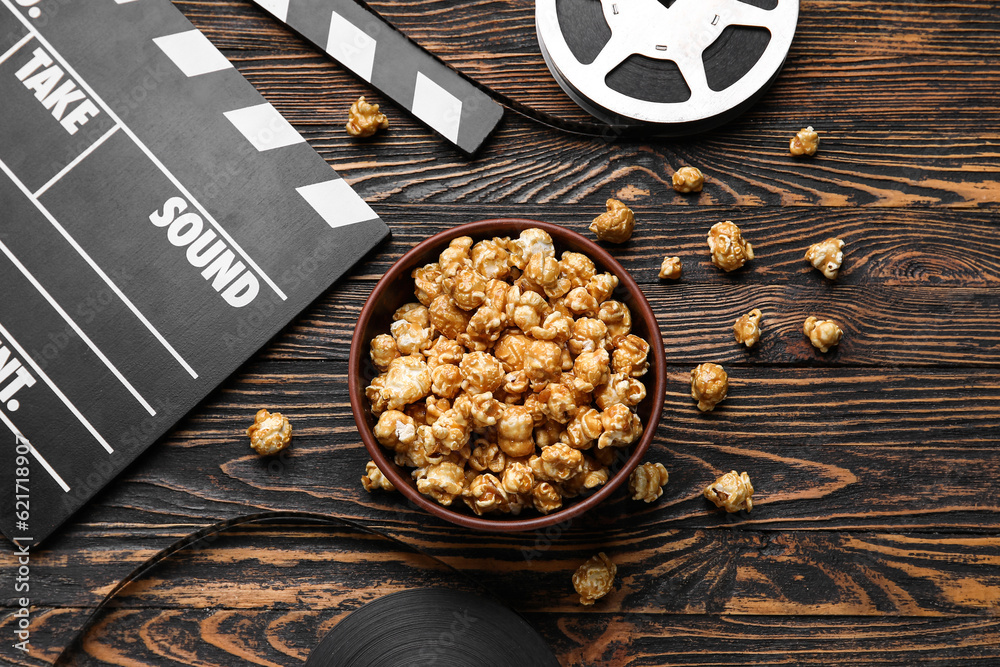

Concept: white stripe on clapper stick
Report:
left=1, top=417, right=71, bottom=492
left=0, top=0, right=289, bottom=302
left=0, top=320, right=115, bottom=453
left=0, top=237, right=157, bottom=417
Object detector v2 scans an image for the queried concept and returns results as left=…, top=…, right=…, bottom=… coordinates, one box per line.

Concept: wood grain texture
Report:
left=2, top=0, right=999, bottom=664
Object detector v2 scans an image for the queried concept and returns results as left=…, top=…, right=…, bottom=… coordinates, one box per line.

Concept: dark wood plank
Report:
left=5, top=524, right=1000, bottom=664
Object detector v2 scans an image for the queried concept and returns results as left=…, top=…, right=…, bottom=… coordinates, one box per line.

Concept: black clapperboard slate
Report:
left=0, top=0, right=388, bottom=544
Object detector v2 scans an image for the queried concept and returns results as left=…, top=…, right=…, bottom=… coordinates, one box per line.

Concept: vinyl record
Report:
left=536, top=0, right=800, bottom=133
left=305, top=588, right=560, bottom=667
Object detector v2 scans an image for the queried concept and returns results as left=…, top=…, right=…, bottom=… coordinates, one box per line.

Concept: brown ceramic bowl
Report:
left=349, top=219, right=666, bottom=531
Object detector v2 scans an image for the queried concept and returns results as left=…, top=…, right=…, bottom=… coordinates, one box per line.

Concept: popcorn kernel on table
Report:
left=629, top=461, right=669, bottom=503
left=658, top=256, right=682, bottom=280
left=361, top=460, right=395, bottom=493
left=789, top=125, right=820, bottom=156
left=704, top=470, right=754, bottom=512
left=707, top=221, right=754, bottom=272
left=573, top=552, right=617, bottom=605
left=733, top=308, right=763, bottom=348
left=590, top=198, right=635, bottom=243
left=805, top=237, right=845, bottom=280
left=672, top=166, right=704, bottom=194
left=691, top=363, right=728, bottom=412
left=246, top=408, right=292, bottom=456
left=804, top=316, right=844, bottom=352
left=346, top=95, right=389, bottom=138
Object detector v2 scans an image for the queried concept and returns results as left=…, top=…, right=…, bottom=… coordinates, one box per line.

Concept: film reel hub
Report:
left=536, top=0, right=799, bottom=133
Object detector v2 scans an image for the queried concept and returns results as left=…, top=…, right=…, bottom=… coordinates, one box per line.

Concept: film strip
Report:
left=53, top=511, right=560, bottom=667
left=0, top=0, right=387, bottom=543
left=253, top=0, right=505, bottom=155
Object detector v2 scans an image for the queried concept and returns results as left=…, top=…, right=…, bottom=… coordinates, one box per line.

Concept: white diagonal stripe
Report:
left=223, top=102, right=305, bottom=151
left=153, top=29, right=233, bottom=78
left=325, top=10, right=377, bottom=81
left=411, top=72, right=462, bottom=144
left=296, top=179, right=377, bottom=230
left=255, top=0, right=289, bottom=22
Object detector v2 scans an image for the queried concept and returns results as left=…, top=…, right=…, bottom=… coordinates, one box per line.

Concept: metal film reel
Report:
left=536, top=0, right=799, bottom=133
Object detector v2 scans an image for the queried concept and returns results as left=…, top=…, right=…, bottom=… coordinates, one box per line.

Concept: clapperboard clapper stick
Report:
left=253, top=0, right=505, bottom=155
left=0, top=0, right=388, bottom=544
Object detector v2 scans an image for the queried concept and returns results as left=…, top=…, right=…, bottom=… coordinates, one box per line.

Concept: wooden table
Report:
left=4, top=1, right=999, bottom=664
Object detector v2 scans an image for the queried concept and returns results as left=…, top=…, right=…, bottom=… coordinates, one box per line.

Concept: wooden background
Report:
left=3, top=0, right=1000, bottom=664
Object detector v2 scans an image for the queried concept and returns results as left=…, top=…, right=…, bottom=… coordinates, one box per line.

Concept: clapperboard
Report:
left=253, top=0, right=504, bottom=155
left=0, top=0, right=388, bottom=544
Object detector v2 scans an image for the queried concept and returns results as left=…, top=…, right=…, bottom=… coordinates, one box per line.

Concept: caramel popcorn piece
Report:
left=463, top=473, right=510, bottom=515
left=470, top=239, right=511, bottom=281
left=346, top=96, right=388, bottom=138
left=691, top=363, right=728, bottom=412
left=369, top=333, right=400, bottom=372
left=597, top=403, right=643, bottom=449
left=672, top=166, right=704, bottom=194
left=373, top=410, right=417, bottom=451
left=509, top=228, right=555, bottom=270
left=498, top=405, right=536, bottom=458
left=390, top=319, right=431, bottom=355
left=561, top=407, right=604, bottom=449
left=560, top=252, right=596, bottom=289
left=414, top=462, right=467, bottom=506
left=704, top=470, right=754, bottom=512
left=789, top=126, right=819, bottom=156
left=502, top=460, right=535, bottom=495
left=412, top=264, right=445, bottom=307
left=803, top=316, right=843, bottom=352
left=611, top=334, right=650, bottom=378
left=598, top=300, right=631, bottom=338
left=594, top=373, right=646, bottom=411
left=531, top=443, right=585, bottom=482
left=589, top=198, right=635, bottom=244
left=362, top=460, right=395, bottom=493
left=381, top=355, right=432, bottom=411
left=707, top=221, right=754, bottom=272
left=658, top=256, right=682, bottom=280
left=805, top=237, right=845, bottom=280
left=532, top=481, right=563, bottom=514
left=572, top=552, right=616, bottom=606
left=586, top=273, right=619, bottom=304
left=469, top=439, right=506, bottom=474
left=629, top=462, right=669, bottom=503
left=429, top=295, right=472, bottom=339
left=733, top=308, right=763, bottom=348
left=246, top=409, right=292, bottom=456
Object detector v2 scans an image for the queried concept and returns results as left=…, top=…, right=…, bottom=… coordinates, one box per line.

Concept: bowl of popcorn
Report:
left=348, top=219, right=666, bottom=531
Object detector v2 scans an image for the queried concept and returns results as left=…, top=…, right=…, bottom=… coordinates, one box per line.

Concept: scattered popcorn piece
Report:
left=733, top=308, right=763, bottom=348
left=246, top=409, right=293, bottom=456
left=572, top=552, right=617, bottom=606
left=590, top=198, right=635, bottom=244
left=805, top=237, right=845, bottom=280
left=658, top=256, right=682, bottom=280
left=672, top=166, right=704, bottom=194
left=803, top=316, right=843, bottom=352
left=704, top=470, right=754, bottom=512
left=789, top=126, right=819, bottom=156
left=629, top=462, right=669, bottom=503
left=346, top=96, right=389, bottom=138
left=707, top=221, right=754, bottom=272
left=361, top=460, right=395, bottom=493
left=691, top=363, right=728, bottom=412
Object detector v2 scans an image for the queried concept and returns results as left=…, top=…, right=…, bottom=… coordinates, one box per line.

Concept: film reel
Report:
left=536, top=0, right=799, bottom=133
